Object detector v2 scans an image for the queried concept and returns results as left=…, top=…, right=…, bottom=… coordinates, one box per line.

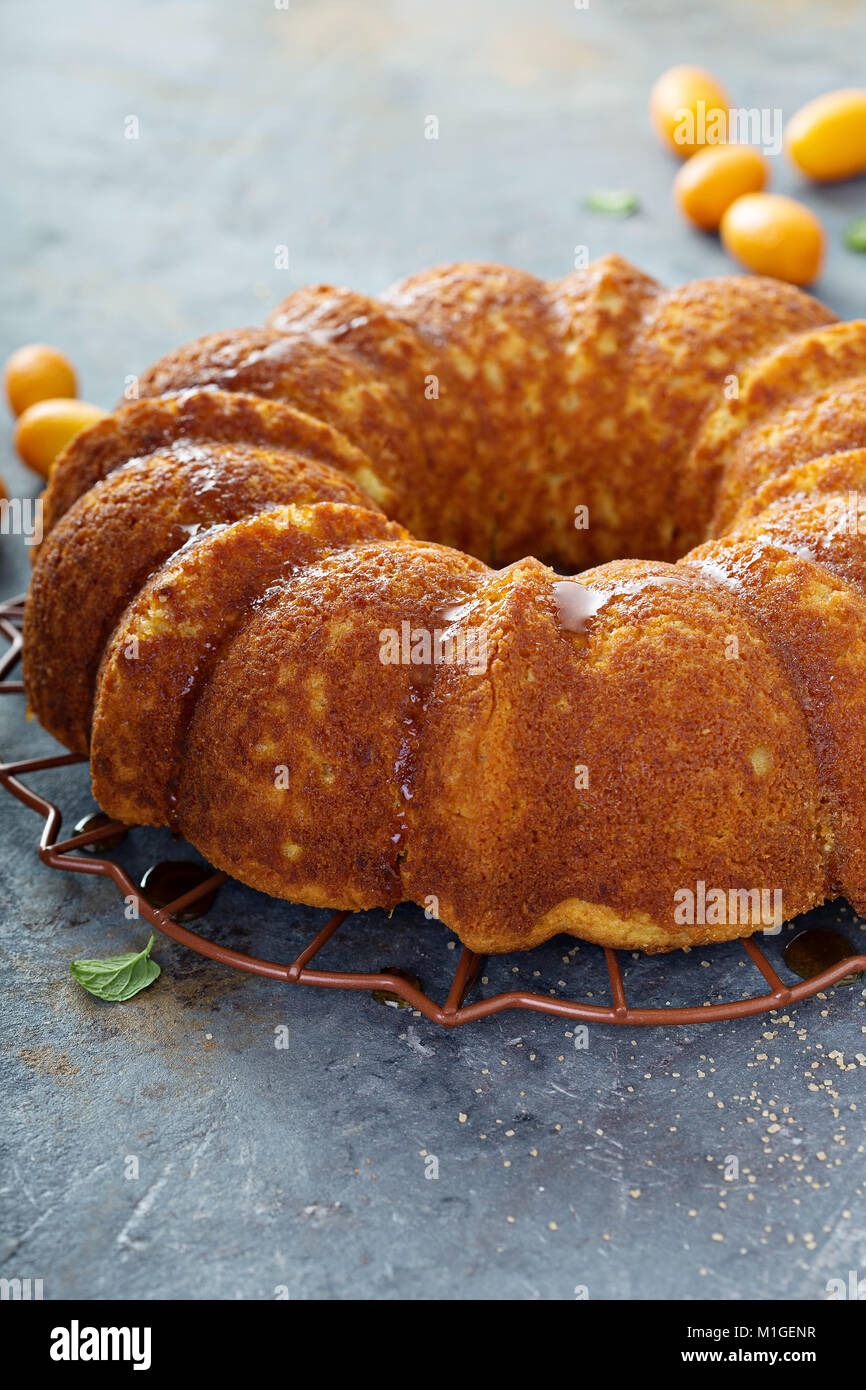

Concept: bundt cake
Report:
left=22, top=256, right=866, bottom=954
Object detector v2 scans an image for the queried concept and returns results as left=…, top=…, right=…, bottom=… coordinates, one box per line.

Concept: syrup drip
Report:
left=372, top=967, right=422, bottom=1008
left=140, top=860, right=219, bottom=923
left=73, top=812, right=128, bottom=853
left=552, top=569, right=711, bottom=635
left=437, top=598, right=478, bottom=626
left=391, top=684, right=425, bottom=877
left=775, top=536, right=822, bottom=566
left=691, top=559, right=740, bottom=592
left=552, top=580, right=606, bottom=633
left=783, top=928, right=862, bottom=983
left=390, top=590, right=482, bottom=872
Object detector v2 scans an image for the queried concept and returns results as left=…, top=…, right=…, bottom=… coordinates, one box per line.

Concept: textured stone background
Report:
left=2, top=0, right=866, bottom=1301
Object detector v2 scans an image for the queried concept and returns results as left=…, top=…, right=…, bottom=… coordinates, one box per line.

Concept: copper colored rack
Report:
left=2, top=593, right=865, bottom=1028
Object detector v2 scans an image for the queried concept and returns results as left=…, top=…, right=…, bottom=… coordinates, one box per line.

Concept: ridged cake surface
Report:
left=23, top=256, right=866, bottom=952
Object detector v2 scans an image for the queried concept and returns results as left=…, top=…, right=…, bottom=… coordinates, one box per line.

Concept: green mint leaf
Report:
left=844, top=217, right=866, bottom=252
left=70, top=933, right=160, bottom=1002
left=584, top=189, right=640, bottom=217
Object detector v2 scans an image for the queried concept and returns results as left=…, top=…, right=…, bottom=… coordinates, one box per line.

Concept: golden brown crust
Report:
left=536, top=256, right=662, bottom=566
left=23, top=444, right=374, bottom=753
left=625, top=276, right=836, bottom=557
left=384, top=263, right=572, bottom=565
left=22, top=258, right=866, bottom=953
left=91, top=504, right=406, bottom=829
left=135, top=329, right=429, bottom=533
left=712, top=381, right=866, bottom=530
left=688, top=506, right=866, bottom=915
left=174, top=536, right=488, bottom=910
left=698, top=320, right=866, bottom=535
left=40, top=388, right=394, bottom=542
left=404, top=557, right=826, bottom=952
left=727, top=447, right=866, bottom=527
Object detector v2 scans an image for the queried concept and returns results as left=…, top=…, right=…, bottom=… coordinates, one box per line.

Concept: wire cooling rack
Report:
left=2, top=592, right=864, bottom=1027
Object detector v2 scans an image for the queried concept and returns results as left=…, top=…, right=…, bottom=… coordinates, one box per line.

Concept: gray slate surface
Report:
left=2, top=0, right=866, bottom=1301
